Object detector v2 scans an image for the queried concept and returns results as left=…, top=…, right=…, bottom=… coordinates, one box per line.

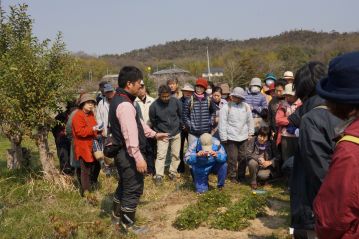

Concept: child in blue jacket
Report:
left=185, top=133, right=227, bottom=193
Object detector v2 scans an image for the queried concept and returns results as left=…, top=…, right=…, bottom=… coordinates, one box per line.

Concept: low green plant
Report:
left=174, top=189, right=268, bottom=231
left=212, top=194, right=267, bottom=231
left=173, top=190, right=231, bottom=230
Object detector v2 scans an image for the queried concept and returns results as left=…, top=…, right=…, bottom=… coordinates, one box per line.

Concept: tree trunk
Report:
left=35, top=127, right=60, bottom=182
left=6, top=137, right=23, bottom=170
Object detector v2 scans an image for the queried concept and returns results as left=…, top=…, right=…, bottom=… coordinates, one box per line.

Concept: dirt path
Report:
left=139, top=191, right=289, bottom=239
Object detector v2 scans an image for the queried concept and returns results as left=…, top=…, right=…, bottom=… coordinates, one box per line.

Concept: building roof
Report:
left=203, top=67, right=224, bottom=74
left=152, top=67, right=190, bottom=75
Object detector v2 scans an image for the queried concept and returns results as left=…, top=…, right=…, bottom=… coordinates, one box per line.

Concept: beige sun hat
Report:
left=78, top=93, right=96, bottom=106
left=283, top=71, right=294, bottom=80
left=283, top=83, right=295, bottom=96
left=181, top=83, right=194, bottom=92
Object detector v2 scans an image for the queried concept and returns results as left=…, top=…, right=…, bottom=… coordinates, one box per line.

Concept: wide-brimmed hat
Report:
left=200, top=133, right=212, bottom=152
left=283, top=83, right=295, bottom=96
left=250, top=78, right=262, bottom=87
left=317, top=51, right=359, bottom=104
left=283, top=71, right=294, bottom=80
left=230, top=87, right=245, bottom=99
left=78, top=93, right=96, bottom=106
left=181, top=83, right=194, bottom=92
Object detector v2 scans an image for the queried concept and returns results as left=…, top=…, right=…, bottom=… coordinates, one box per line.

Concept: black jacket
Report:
left=149, top=97, right=182, bottom=136
left=289, top=95, right=342, bottom=230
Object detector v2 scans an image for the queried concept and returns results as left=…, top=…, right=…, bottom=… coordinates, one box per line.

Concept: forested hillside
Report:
left=78, top=30, right=359, bottom=88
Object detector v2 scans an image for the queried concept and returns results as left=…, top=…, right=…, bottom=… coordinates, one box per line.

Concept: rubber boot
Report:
left=111, top=197, right=122, bottom=225
left=120, top=207, right=148, bottom=235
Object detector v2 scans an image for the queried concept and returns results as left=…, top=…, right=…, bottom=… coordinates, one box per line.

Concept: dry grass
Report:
left=0, top=135, right=291, bottom=239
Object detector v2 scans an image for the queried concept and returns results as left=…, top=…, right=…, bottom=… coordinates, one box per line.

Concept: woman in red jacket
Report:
left=72, top=94, right=101, bottom=196
left=314, top=51, right=359, bottom=239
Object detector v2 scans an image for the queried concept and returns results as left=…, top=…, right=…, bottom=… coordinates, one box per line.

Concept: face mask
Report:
left=206, top=89, right=212, bottom=95
left=265, top=79, right=274, bottom=86
left=250, top=86, right=261, bottom=93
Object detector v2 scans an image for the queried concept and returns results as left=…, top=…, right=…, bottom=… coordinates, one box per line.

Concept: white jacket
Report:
left=134, top=95, right=155, bottom=126
left=95, top=98, right=110, bottom=136
left=218, top=102, right=254, bottom=142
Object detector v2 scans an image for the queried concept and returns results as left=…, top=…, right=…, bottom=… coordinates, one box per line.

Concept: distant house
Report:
left=202, top=67, right=224, bottom=78
left=150, top=66, right=196, bottom=88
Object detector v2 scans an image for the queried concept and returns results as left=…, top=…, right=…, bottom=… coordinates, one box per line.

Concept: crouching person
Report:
left=248, top=126, right=280, bottom=190
left=184, top=133, right=227, bottom=193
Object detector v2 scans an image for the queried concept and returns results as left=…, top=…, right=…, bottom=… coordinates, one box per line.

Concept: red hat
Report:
left=195, top=77, right=208, bottom=89
left=265, top=83, right=275, bottom=94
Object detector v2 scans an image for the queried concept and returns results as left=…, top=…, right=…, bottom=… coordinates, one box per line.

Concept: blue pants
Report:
left=192, top=162, right=227, bottom=193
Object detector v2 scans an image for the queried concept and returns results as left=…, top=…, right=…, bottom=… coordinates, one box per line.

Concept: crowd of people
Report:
left=51, top=52, right=359, bottom=238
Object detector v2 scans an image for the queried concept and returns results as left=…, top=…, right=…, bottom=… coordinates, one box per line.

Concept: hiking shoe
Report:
left=250, top=183, right=258, bottom=190
left=154, top=175, right=163, bottom=186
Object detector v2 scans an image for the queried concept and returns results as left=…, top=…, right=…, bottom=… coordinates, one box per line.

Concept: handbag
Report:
left=93, top=138, right=104, bottom=160
left=103, top=133, right=122, bottom=158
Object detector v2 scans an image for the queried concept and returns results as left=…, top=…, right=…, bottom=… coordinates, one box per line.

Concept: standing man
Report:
left=178, top=83, right=195, bottom=173
left=167, top=76, right=183, bottom=99
left=149, top=85, right=182, bottom=185
left=96, top=83, right=115, bottom=137
left=109, top=66, right=168, bottom=234
left=135, top=80, right=155, bottom=126
left=134, top=80, right=156, bottom=174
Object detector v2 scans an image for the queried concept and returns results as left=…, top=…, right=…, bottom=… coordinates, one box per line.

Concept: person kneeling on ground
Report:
left=184, top=133, right=227, bottom=193
left=248, top=126, right=280, bottom=190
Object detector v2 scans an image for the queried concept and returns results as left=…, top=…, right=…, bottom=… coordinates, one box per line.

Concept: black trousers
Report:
left=178, top=130, right=189, bottom=173
left=114, top=149, right=144, bottom=209
left=55, top=136, right=72, bottom=173
left=145, top=138, right=156, bottom=175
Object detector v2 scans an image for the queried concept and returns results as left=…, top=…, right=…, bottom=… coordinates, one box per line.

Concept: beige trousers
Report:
left=155, top=133, right=181, bottom=176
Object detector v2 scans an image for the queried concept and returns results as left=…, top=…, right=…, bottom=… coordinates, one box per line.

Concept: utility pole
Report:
left=206, top=46, right=211, bottom=81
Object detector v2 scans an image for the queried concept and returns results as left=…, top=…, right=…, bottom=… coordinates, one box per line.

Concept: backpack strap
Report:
left=337, top=135, right=359, bottom=145
left=190, top=95, right=211, bottom=112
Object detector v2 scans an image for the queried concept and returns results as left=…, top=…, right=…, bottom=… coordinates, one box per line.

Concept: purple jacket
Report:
left=244, top=91, right=268, bottom=117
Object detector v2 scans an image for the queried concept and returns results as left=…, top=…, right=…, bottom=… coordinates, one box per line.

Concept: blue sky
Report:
left=2, top=0, right=359, bottom=55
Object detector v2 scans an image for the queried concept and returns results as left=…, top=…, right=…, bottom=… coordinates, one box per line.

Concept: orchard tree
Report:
left=0, top=4, right=80, bottom=181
